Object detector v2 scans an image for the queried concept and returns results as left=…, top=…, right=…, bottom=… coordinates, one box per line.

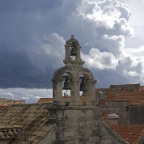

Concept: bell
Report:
left=63, top=81, right=71, bottom=90
left=70, top=42, right=77, bottom=56
left=80, top=77, right=87, bottom=91
left=63, top=75, right=71, bottom=90
left=80, top=82, right=87, bottom=91
left=70, top=47, right=77, bottom=56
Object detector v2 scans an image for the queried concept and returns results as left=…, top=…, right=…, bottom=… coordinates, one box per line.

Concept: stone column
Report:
left=76, top=46, right=80, bottom=61
left=70, top=80, right=80, bottom=105
left=86, top=80, right=96, bottom=106
left=64, top=45, right=71, bottom=63
left=53, top=80, right=63, bottom=104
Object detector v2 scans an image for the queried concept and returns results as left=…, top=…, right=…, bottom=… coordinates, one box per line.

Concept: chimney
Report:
left=107, top=113, right=119, bottom=125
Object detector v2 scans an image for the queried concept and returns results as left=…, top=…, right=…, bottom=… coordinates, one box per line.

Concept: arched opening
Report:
left=62, top=73, right=71, bottom=97
left=79, top=74, right=87, bottom=95
left=70, top=41, right=77, bottom=60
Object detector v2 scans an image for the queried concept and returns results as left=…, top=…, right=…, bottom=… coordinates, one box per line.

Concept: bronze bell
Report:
left=63, top=76, right=71, bottom=90
left=80, top=77, right=87, bottom=91
left=70, top=42, right=77, bottom=56
left=63, top=81, right=71, bottom=90
left=70, top=47, right=77, bottom=56
left=80, top=82, right=87, bottom=91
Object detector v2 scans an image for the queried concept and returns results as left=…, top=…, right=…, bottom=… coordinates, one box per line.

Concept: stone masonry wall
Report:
left=49, top=106, right=126, bottom=144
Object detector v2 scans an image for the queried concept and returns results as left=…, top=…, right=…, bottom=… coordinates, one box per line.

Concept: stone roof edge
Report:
left=101, top=121, right=129, bottom=144
left=0, top=125, right=22, bottom=129
left=36, top=124, right=56, bottom=144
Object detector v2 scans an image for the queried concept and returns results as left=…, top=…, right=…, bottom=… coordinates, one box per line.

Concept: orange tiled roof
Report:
left=37, top=98, right=54, bottom=104
left=95, top=88, right=109, bottom=93
left=99, top=109, right=114, bottom=117
left=0, top=98, right=10, bottom=104
left=139, top=86, right=144, bottom=91
left=98, top=99, right=106, bottom=106
left=109, top=84, right=140, bottom=91
left=0, top=106, right=7, bottom=111
left=110, top=124, right=144, bottom=144
left=0, top=98, right=25, bottom=106
left=106, top=91, right=144, bottom=104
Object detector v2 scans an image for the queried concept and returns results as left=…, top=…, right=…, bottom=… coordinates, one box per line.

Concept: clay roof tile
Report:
left=110, top=124, right=144, bottom=144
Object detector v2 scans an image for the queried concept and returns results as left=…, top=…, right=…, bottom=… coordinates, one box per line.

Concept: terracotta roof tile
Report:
left=0, top=98, right=25, bottom=106
left=109, top=84, right=140, bottom=91
left=139, top=86, right=144, bottom=91
left=98, top=99, right=106, bottom=106
left=37, top=98, right=54, bottom=104
left=110, top=124, right=144, bottom=144
left=106, top=91, right=144, bottom=104
left=0, top=106, right=7, bottom=111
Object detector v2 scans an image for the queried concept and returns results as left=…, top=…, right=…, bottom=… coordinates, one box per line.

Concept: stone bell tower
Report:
left=52, top=35, right=96, bottom=106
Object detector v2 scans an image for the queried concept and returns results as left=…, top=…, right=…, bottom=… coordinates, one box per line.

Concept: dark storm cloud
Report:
left=0, top=0, right=66, bottom=88
left=0, top=0, right=62, bottom=13
left=0, top=0, right=142, bottom=89
left=0, top=42, right=54, bottom=88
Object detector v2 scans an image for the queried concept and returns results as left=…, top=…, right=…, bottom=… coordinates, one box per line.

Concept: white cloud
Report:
left=62, top=0, right=142, bottom=86
left=125, top=45, right=144, bottom=58
left=28, top=33, right=65, bottom=72
left=117, top=54, right=143, bottom=78
left=77, top=0, right=121, bottom=29
left=0, top=92, right=14, bottom=99
left=82, top=48, right=118, bottom=70
left=123, top=45, right=144, bottom=84
left=100, top=34, right=124, bottom=55
left=0, top=88, right=53, bottom=103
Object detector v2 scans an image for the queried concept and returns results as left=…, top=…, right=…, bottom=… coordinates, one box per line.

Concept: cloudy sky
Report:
left=0, top=0, right=144, bottom=102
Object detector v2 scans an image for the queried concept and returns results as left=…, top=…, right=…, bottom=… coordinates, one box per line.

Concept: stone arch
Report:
left=52, top=66, right=75, bottom=103
left=80, top=68, right=95, bottom=80
left=52, top=66, right=75, bottom=81
left=52, top=67, right=65, bottom=81
left=66, top=34, right=80, bottom=47
left=80, top=68, right=96, bottom=105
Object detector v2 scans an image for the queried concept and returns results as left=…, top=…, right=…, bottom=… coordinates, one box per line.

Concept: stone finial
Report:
left=71, top=34, right=74, bottom=39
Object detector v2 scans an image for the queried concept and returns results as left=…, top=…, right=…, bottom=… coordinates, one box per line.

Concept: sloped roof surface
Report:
left=138, top=86, right=144, bottom=91
left=0, top=106, right=7, bottom=111
left=0, top=104, right=55, bottom=144
left=37, top=98, right=54, bottom=104
left=0, top=98, right=25, bottom=106
left=106, top=90, right=144, bottom=104
left=96, top=84, right=144, bottom=105
left=1, top=100, right=25, bottom=106
left=110, top=124, right=144, bottom=144
left=109, top=84, right=140, bottom=91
